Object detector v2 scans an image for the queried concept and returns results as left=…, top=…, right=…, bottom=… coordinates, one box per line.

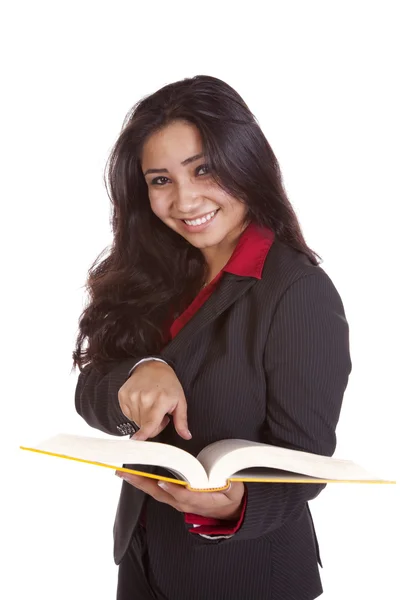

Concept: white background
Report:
left=2, top=1, right=399, bottom=598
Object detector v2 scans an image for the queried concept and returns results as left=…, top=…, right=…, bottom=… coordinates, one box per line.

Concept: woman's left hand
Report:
left=116, top=471, right=245, bottom=520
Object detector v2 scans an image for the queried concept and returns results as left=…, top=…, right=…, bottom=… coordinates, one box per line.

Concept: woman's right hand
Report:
left=118, top=360, right=191, bottom=441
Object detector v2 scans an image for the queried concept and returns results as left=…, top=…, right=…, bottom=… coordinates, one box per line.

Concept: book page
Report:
left=25, top=434, right=209, bottom=488
left=231, top=467, right=331, bottom=481
left=196, top=439, right=386, bottom=488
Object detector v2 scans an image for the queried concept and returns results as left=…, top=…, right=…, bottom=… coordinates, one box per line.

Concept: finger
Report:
left=116, top=472, right=157, bottom=492
left=131, top=415, right=169, bottom=441
left=115, top=473, right=179, bottom=508
left=119, top=400, right=133, bottom=421
left=132, top=402, right=173, bottom=440
left=126, top=404, right=142, bottom=436
left=118, top=389, right=135, bottom=421
left=127, top=402, right=142, bottom=438
left=171, top=399, right=191, bottom=440
left=115, top=472, right=157, bottom=494
left=156, top=481, right=197, bottom=502
left=156, top=482, right=223, bottom=515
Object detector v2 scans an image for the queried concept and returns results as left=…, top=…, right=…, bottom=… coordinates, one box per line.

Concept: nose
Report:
left=173, top=180, right=203, bottom=216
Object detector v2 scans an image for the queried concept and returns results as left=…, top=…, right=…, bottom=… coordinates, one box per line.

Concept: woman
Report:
left=73, top=75, right=351, bottom=600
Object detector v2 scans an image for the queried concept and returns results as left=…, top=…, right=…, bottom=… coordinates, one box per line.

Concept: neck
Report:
left=202, top=225, right=246, bottom=283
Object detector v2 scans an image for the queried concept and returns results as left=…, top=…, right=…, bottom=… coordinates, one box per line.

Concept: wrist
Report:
left=220, top=503, right=242, bottom=521
left=128, top=357, right=168, bottom=377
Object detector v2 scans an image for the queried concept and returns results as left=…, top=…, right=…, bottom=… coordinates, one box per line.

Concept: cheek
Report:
left=221, top=197, right=247, bottom=221
left=216, top=190, right=244, bottom=214
left=237, top=203, right=248, bottom=221
left=149, top=195, right=168, bottom=219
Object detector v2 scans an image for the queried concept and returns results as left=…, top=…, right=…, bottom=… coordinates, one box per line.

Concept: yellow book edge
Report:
left=20, top=446, right=397, bottom=491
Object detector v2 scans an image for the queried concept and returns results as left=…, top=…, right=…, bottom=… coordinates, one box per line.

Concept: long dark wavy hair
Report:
left=72, top=75, right=320, bottom=374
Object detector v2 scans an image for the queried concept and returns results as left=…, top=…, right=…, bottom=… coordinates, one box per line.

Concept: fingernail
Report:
left=157, top=481, right=169, bottom=490
left=185, top=429, right=192, bottom=439
left=115, top=471, right=123, bottom=477
left=131, top=433, right=146, bottom=441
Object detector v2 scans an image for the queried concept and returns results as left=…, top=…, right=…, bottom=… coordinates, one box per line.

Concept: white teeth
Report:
left=184, top=210, right=217, bottom=226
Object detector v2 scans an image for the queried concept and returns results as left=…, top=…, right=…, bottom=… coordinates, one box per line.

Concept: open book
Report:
left=20, top=433, right=395, bottom=491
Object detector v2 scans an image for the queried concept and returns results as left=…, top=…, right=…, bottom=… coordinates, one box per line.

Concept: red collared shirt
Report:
left=170, top=222, right=274, bottom=339
left=169, top=222, right=275, bottom=535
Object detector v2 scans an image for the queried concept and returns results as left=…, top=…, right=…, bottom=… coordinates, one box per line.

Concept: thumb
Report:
left=172, top=399, right=191, bottom=440
left=223, top=481, right=245, bottom=499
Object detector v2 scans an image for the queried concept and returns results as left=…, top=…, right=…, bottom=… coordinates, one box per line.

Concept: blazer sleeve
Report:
left=75, top=355, right=174, bottom=436
left=232, top=270, right=352, bottom=541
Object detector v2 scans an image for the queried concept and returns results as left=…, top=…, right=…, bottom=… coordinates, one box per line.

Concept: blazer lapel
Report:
left=161, top=273, right=257, bottom=361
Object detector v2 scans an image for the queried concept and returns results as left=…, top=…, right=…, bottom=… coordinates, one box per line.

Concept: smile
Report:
left=183, top=209, right=219, bottom=227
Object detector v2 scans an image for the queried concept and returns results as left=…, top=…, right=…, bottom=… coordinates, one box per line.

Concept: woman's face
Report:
left=141, top=120, right=248, bottom=255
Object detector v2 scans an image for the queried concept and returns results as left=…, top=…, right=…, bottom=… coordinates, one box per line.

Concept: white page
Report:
left=26, top=434, right=209, bottom=489
left=196, top=439, right=386, bottom=488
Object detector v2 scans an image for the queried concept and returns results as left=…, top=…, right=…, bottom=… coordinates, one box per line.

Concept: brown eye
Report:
left=150, top=176, right=170, bottom=186
left=197, top=164, right=210, bottom=175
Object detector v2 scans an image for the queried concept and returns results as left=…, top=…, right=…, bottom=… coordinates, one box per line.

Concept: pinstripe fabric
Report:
left=75, top=239, right=351, bottom=600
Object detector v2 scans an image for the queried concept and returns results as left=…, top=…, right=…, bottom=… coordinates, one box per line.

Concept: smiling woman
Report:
left=72, top=75, right=319, bottom=372
left=72, top=75, right=351, bottom=600
left=141, top=120, right=249, bottom=281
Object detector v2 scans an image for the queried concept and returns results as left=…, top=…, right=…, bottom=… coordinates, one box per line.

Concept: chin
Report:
left=189, top=235, right=223, bottom=250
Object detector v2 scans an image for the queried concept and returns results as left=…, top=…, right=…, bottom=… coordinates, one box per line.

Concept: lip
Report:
left=179, top=209, right=219, bottom=221
left=179, top=209, right=220, bottom=233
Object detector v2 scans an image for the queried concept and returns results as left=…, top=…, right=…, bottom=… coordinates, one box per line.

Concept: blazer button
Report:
left=116, top=422, right=137, bottom=436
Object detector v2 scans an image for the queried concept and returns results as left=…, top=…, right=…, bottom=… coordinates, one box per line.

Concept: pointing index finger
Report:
left=131, top=410, right=170, bottom=440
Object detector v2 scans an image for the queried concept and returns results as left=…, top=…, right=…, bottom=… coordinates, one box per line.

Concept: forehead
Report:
left=141, top=121, right=203, bottom=166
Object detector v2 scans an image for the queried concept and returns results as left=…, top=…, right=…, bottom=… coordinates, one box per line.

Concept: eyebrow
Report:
left=143, top=153, right=204, bottom=176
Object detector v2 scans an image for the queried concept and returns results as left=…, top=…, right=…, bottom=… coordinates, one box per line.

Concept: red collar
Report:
left=169, top=224, right=274, bottom=340
left=222, top=222, right=275, bottom=279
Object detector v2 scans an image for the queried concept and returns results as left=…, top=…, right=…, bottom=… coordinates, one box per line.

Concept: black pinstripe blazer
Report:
left=75, top=238, right=351, bottom=600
